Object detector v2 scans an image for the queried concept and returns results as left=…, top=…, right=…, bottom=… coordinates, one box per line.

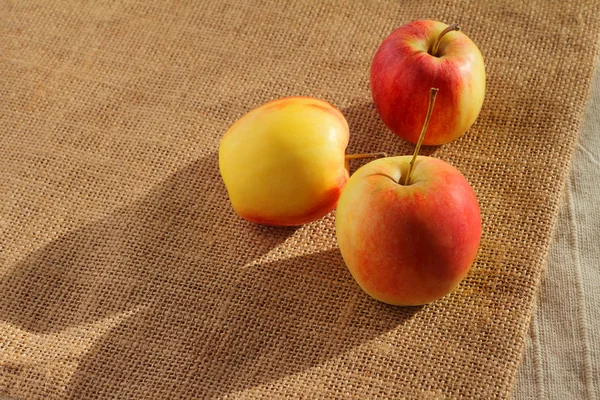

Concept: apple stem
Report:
left=345, top=152, right=388, bottom=160
left=431, top=24, right=460, bottom=56
left=404, top=88, right=439, bottom=186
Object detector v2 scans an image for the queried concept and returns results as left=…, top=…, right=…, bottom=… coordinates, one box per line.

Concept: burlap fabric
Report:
left=513, top=59, right=600, bottom=399
left=1, top=1, right=599, bottom=398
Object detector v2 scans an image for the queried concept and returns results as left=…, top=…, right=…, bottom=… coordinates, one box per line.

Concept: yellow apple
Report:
left=219, top=97, right=350, bottom=226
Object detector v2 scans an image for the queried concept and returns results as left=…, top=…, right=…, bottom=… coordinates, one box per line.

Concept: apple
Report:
left=336, top=88, right=481, bottom=305
left=336, top=155, right=481, bottom=305
left=220, top=96, right=382, bottom=226
left=370, top=20, right=486, bottom=145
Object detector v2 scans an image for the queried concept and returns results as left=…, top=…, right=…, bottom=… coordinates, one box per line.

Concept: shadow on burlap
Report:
left=1, top=152, right=420, bottom=398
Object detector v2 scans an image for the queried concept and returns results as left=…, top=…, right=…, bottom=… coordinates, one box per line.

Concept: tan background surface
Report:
left=1, top=1, right=599, bottom=399
left=512, top=59, right=600, bottom=399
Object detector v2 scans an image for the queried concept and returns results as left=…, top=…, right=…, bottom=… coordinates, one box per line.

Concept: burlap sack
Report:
left=1, top=1, right=598, bottom=398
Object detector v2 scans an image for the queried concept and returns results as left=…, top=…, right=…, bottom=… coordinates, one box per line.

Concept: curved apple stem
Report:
left=431, top=24, right=460, bottom=56
left=404, top=88, right=439, bottom=186
left=345, top=152, right=388, bottom=160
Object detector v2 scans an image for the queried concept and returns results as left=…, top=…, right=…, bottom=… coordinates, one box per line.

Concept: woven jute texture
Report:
left=1, top=1, right=599, bottom=399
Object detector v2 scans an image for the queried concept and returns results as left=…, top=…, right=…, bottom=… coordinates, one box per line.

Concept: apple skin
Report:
left=335, top=156, right=481, bottom=306
left=219, top=96, right=350, bottom=226
left=370, top=20, right=486, bottom=146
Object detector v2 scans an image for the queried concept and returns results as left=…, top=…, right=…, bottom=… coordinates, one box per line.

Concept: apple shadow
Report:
left=67, top=248, right=420, bottom=398
left=0, top=153, right=297, bottom=334
left=342, top=101, right=439, bottom=170
left=0, top=151, right=420, bottom=398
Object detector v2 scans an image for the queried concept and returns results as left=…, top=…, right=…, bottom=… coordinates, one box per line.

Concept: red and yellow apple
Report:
left=370, top=20, right=486, bottom=145
left=335, top=155, right=481, bottom=306
left=219, top=96, right=350, bottom=226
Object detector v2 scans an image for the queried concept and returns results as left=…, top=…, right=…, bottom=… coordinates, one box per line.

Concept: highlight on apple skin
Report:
left=370, top=20, right=486, bottom=146
left=219, top=96, right=350, bottom=226
left=335, top=155, right=482, bottom=306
